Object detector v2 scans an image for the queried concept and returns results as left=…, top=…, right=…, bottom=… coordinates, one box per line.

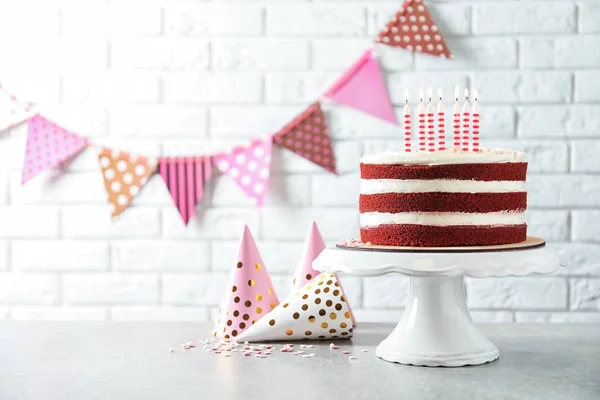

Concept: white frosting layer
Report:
left=361, top=147, right=527, bottom=166
left=360, top=211, right=526, bottom=227
left=360, top=179, right=526, bottom=194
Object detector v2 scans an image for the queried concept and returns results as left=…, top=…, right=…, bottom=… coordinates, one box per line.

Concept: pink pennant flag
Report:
left=21, top=114, right=88, bottom=184
left=158, top=156, right=212, bottom=225
left=324, top=50, right=397, bottom=125
left=212, top=137, right=272, bottom=206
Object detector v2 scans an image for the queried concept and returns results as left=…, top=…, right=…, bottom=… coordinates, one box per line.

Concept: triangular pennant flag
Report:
left=273, top=103, right=337, bottom=174
left=324, top=50, right=397, bottom=125
left=158, top=156, right=212, bottom=225
left=98, top=148, right=157, bottom=218
left=293, top=222, right=357, bottom=327
left=21, top=114, right=88, bottom=184
left=0, top=85, right=34, bottom=134
left=377, top=0, right=452, bottom=58
left=214, top=225, right=280, bottom=339
left=213, top=137, right=272, bottom=207
left=238, top=273, right=353, bottom=342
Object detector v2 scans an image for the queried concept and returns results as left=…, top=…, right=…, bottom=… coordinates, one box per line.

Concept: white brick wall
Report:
left=0, top=0, right=598, bottom=323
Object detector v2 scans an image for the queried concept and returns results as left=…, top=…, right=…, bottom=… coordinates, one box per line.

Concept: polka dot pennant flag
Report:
left=21, top=114, right=88, bottom=184
left=213, top=225, right=280, bottom=340
left=324, top=50, right=397, bottom=125
left=98, top=148, right=157, bottom=218
left=377, top=0, right=452, bottom=58
left=0, top=84, right=35, bottom=134
left=293, top=221, right=357, bottom=327
left=212, top=137, right=272, bottom=207
left=237, top=273, right=353, bottom=342
left=158, top=156, right=212, bottom=225
left=273, top=102, right=337, bottom=174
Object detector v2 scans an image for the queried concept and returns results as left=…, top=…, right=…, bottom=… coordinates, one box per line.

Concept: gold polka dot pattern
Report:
left=234, top=273, right=353, bottom=342
left=212, top=227, right=280, bottom=339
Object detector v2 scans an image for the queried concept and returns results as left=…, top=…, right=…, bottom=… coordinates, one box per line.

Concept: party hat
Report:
left=293, top=222, right=357, bottom=327
left=213, top=225, right=279, bottom=339
left=292, top=221, right=325, bottom=289
left=237, top=273, right=353, bottom=342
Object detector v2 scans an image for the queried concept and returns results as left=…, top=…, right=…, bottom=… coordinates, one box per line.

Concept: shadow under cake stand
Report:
left=313, top=237, right=560, bottom=367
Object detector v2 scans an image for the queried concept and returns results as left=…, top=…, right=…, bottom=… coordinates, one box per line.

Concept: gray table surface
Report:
left=0, top=322, right=598, bottom=400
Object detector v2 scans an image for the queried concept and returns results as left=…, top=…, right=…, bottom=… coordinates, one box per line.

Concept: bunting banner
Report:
left=98, top=148, right=157, bottom=217
left=273, top=102, right=337, bottom=174
left=159, top=156, right=212, bottom=225
left=377, top=0, right=451, bottom=59
left=213, top=137, right=273, bottom=207
left=21, top=114, right=88, bottom=184
left=324, top=50, right=397, bottom=125
left=0, top=83, right=34, bottom=133
left=2, top=2, right=459, bottom=222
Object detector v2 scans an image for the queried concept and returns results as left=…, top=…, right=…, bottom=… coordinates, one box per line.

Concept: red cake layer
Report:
left=360, top=224, right=527, bottom=247
left=359, top=192, right=527, bottom=213
left=360, top=163, right=527, bottom=181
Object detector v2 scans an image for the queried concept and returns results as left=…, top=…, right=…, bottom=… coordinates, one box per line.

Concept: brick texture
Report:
left=0, top=0, right=596, bottom=323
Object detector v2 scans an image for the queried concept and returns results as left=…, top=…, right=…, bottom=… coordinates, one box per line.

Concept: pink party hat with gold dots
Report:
left=213, top=225, right=280, bottom=340
left=293, top=221, right=356, bottom=327
left=293, top=221, right=325, bottom=288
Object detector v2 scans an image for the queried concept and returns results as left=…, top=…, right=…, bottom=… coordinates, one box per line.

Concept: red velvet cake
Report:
left=359, top=148, right=528, bottom=247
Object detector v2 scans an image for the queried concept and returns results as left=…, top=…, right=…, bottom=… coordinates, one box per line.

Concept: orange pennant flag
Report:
left=98, top=148, right=157, bottom=217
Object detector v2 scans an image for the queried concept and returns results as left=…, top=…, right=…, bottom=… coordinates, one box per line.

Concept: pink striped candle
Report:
left=437, top=89, right=446, bottom=151
left=453, top=85, right=460, bottom=149
left=472, top=89, right=480, bottom=152
left=461, top=88, right=470, bottom=152
left=404, top=89, right=411, bottom=152
left=418, top=90, right=425, bottom=151
left=426, top=88, right=435, bottom=152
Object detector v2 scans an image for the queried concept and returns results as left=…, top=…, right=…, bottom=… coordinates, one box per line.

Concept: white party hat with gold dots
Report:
left=237, top=273, right=353, bottom=342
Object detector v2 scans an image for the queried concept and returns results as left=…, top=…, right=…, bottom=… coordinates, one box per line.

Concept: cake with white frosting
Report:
left=359, top=148, right=528, bottom=247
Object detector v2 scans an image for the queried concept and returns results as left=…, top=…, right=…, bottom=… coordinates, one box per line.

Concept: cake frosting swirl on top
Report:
left=359, top=148, right=528, bottom=247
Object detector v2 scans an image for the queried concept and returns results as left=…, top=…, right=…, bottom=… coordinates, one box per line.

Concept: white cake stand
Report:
left=313, top=237, right=561, bottom=367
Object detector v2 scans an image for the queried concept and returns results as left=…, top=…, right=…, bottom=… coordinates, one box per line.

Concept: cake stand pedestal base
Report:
left=376, top=275, right=498, bottom=367
left=313, top=237, right=560, bottom=367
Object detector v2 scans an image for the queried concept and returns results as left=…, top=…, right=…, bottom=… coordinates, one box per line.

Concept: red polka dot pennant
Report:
left=21, top=114, right=88, bottom=184
left=377, top=0, right=452, bottom=58
left=212, top=137, right=273, bottom=207
left=273, top=102, right=337, bottom=174
left=98, top=148, right=157, bottom=218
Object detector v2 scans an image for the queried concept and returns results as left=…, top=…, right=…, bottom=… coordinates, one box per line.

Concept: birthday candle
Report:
left=472, top=90, right=480, bottom=152
left=418, top=90, right=425, bottom=151
left=426, top=88, right=435, bottom=152
left=437, top=89, right=445, bottom=151
left=404, top=89, right=411, bottom=152
left=453, top=85, right=460, bottom=149
left=462, top=88, right=470, bottom=152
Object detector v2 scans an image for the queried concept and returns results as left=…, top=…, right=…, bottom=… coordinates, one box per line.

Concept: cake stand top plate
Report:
left=336, top=236, right=546, bottom=253
left=314, top=237, right=561, bottom=278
